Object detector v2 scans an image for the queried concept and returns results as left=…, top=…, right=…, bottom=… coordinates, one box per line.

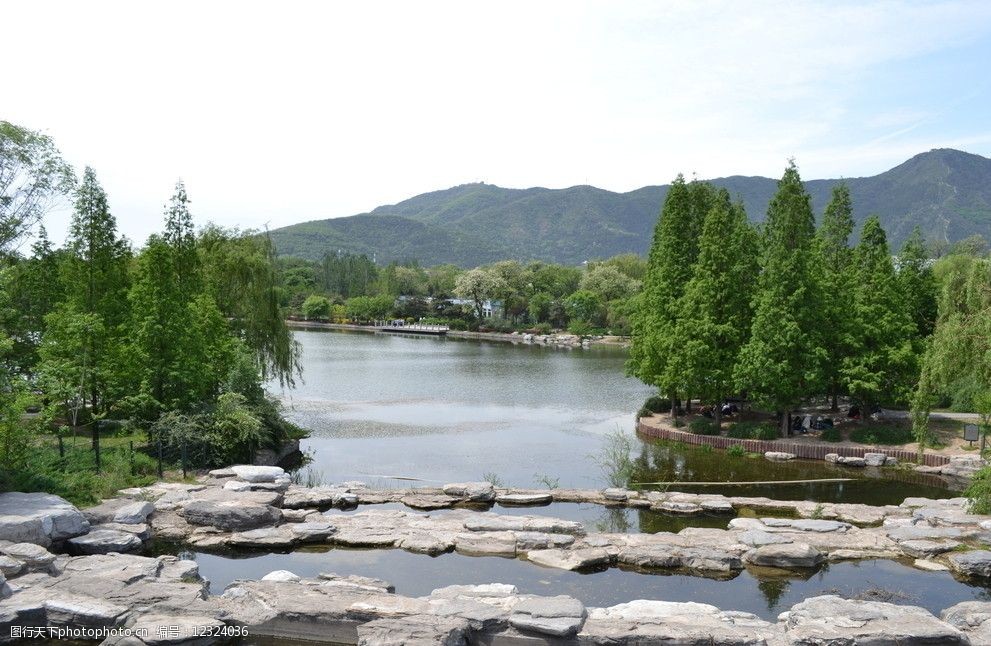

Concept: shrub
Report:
left=643, top=395, right=672, bottom=414
left=726, top=444, right=746, bottom=457
left=672, top=418, right=686, bottom=428
left=820, top=427, right=842, bottom=442
left=965, top=466, right=991, bottom=514
left=848, top=425, right=913, bottom=445
left=532, top=323, right=552, bottom=335
left=727, top=421, right=778, bottom=441
left=689, top=418, right=719, bottom=435
left=636, top=407, right=652, bottom=420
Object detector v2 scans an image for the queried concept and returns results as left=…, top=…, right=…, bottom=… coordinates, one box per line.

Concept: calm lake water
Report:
left=275, top=329, right=953, bottom=504
left=185, top=546, right=989, bottom=620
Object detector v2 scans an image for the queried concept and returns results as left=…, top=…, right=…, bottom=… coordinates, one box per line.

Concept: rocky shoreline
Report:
left=5, top=466, right=991, bottom=643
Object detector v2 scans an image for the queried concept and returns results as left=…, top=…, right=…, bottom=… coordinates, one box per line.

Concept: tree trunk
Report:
left=670, top=395, right=678, bottom=417
left=714, top=402, right=722, bottom=430
left=779, top=411, right=788, bottom=438
left=831, top=390, right=838, bottom=412
left=686, top=396, right=693, bottom=414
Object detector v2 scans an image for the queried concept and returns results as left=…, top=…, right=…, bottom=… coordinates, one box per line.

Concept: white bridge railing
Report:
left=376, top=321, right=450, bottom=333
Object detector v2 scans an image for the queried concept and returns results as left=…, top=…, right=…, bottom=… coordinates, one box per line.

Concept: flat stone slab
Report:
left=0, top=492, right=90, bottom=546
left=764, top=451, right=795, bottom=460
left=783, top=595, right=969, bottom=644
left=510, top=595, right=586, bottom=637
left=496, top=493, right=553, bottom=506
left=442, top=482, right=496, bottom=502
left=128, top=613, right=227, bottom=645
left=66, top=529, right=143, bottom=555
left=527, top=547, right=611, bottom=571
left=229, top=465, right=286, bottom=483
left=744, top=542, right=823, bottom=568
left=357, top=614, right=470, bottom=646
left=112, top=501, right=155, bottom=525
left=1, top=543, right=56, bottom=569
left=950, top=550, right=991, bottom=578
left=180, top=499, right=281, bottom=531
left=454, top=531, right=517, bottom=557
left=401, top=494, right=461, bottom=510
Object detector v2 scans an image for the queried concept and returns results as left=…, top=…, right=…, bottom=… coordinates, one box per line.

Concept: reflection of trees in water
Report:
left=757, top=578, right=790, bottom=610
left=593, top=507, right=632, bottom=533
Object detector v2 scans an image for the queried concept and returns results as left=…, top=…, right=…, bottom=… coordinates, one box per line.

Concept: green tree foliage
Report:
left=814, top=183, right=856, bottom=410
left=198, top=226, right=301, bottom=387
left=841, top=216, right=916, bottom=409
left=734, top=162, right=823, bottom=434
left=580, top=264, right=640, bottom=301
left=302, top=294, right=332, bottom=320
left=667, top=192, right=757, bottom=427
left=628, top=176, right=716, bottom=408
left=897, top=226, right=938, bottom=339
left=564, top=290, right=605, bottom=328
left=320, top=252, right=378, bottom=298
left=454, top=267, right=503, bottom=320
left=0, top=121, right=75, bottom=251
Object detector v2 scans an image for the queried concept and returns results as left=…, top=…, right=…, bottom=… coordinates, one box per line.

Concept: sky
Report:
left=5, top=0, right=991, bottom=247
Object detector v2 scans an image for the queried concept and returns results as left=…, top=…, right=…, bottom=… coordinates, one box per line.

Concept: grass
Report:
left=726, top=444, right=746, bottom=457
left=727, top=421, right=779, bottom=440
left=820, top=427, right=842, bottom=442
left=689, top=418, right=720, bottom=435
left=848, top=425, right=914, bottom=446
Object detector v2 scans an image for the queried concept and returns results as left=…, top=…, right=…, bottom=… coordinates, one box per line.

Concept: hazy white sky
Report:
left=5, top=0, right=991, bottom=246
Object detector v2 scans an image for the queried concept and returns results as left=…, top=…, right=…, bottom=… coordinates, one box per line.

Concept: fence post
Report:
left=157, top=439, right=164, bottom=479
left=181, top=440, right=188, bottom=479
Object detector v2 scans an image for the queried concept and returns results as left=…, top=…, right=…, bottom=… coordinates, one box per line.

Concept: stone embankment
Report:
left=6, top=465, right=991, bottom=643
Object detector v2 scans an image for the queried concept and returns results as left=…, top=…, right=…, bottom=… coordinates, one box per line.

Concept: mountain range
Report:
left=269, top=148, right=991, bottom=266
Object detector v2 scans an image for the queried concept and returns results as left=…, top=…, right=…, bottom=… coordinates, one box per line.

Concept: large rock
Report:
left=1, top=543, right=57, bottom=569
left=357, top=614, right=469, bottom=646
left=66, top=529, right=143, bottom=555
left=112, top=501, right=155, bottom=525
left=583, top=600, right=779, bottom=644
left=864, top=452, right=888, bottom=467
left=442, top=482, right=496, bottom=503
left=950, top=550, right=991, bottom=578
left=782, top=595, right=968, bottom=644
left=838, top=456, right=867, bottom=467
left=744, top=542, right=823, bottom=569
left=509, top=595, right=586, bottom=637
left=401, top=494, right=461, bottom=510
left=618, top=545, right=742, bottom=573
left=0, top=555, right=25, bottom=577
left=229, top=465, right=286, bottom=483
left=454, top=531, right=516, bottom=557
left=0, top=492, right=90, bottom=546
left=463, top=514, right=584, bottom=535
left=942, top=601, right=991, bottom=644
left=230, top=526, right=297, bottom=548
left=495, top=493, right=553, bottom=506
left=180, top=499, right=281, bottom=531
left=283, top=485, right=358, bottom=509
left=764, top=451, right=795, bottom=461
left=527, top=548, right=611, bottom=571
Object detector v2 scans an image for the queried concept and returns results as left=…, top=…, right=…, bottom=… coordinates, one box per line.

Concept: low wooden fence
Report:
left=636, top=421, right=951, bottom=467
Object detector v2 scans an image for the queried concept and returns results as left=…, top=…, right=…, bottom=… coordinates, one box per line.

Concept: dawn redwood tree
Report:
left=841, top=216, right=916, bottom=411
left=735, top=161, right=824, bottom=436
left=667, top=191, right=757, bottom=428
left=628, top=176, right=716, bottom=413
left=815, top=183, right=856, bottom=410
left=898, top=226, right=938, bottom=340
left=41, top=167, right=130, bottom=463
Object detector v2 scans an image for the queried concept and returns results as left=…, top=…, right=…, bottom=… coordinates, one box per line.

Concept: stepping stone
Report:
left=510, top=595, right=586, bottom=637
left=496, top=493, right=553, bottom=506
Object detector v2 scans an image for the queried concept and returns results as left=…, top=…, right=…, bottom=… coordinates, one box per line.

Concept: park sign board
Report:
left=965, top=423, right=980, bottom=442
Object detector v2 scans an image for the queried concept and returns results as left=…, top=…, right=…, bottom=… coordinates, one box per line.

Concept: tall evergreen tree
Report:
left=815, top=183, right=856, bottom=410
left=841, top=216, right=916, bottom=410
left=735, top=162, right=823, bottom=435
left=40, top=167, right=130, bottom=464
left=898, top=226, right=938, bottom=340
left=667, top=191, right=758, bottom=427
left=163, top=180, right=201, bottom=299
left=628, top=176, right=715, bottom=412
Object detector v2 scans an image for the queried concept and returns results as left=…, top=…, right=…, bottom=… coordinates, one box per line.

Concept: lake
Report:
left=275, top=329, right=954, bottom=504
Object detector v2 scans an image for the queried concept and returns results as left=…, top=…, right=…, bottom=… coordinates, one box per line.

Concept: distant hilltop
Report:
left=270, top=148, right=991, bottom=266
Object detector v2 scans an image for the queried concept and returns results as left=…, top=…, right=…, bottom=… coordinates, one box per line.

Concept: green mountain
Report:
left=270, top=148, right=991, bottom=266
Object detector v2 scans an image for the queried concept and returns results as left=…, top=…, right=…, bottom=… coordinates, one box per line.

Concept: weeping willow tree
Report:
left=912, top=254, right=991, bottom=457
left=198, top=225, right=301, bottom=388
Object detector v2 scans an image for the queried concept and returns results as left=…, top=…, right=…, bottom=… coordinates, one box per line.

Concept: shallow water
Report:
left=187, top=547, right=989, bottom=620
left=276, top=329, right=954, bottom=504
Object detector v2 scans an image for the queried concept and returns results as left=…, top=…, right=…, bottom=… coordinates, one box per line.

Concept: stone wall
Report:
left=636, top=420, right=952, bottom=467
